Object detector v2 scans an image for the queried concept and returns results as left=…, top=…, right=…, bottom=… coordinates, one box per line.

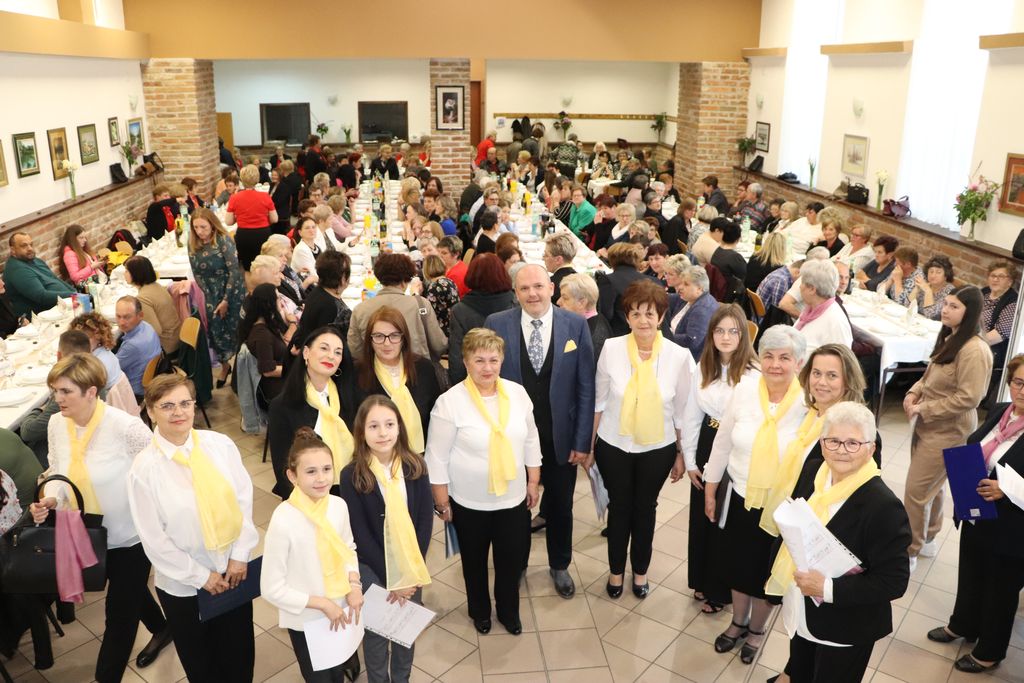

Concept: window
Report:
left=260, top=103, right=311, bottom=145
left=357, top=102, right=409, bottom=143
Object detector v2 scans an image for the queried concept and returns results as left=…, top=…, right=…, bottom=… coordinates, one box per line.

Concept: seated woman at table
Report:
left=746, top=231, right=788, bottom=293
left=58, top=224, right=106, bottom=287
left=642, top=190, right=667, bottom=232
left=642, top=243, right=670, bottom=286
left=123, top=256, right=181, bottom=355
left=549, top=177, right=573, bottom=225
left=980, top=260, right=1019, bottom=373
left=879, top=246, right=923, bottom=307
left=834, top=224, right=875, bottom=274
left=766, top=401, right=910, bottom=683
left=854, top=234, right=897, bottom=292
left=598, top=202, right=637, bottom=257
left=250, top=255, right=301, bottom=327
left=568, top=184, right=596, bottom=238
left=291, top=217, right=325, bottom=281
left=794, top=260, right=852, bottom=355
left=661, top=198, right=696, bottom=256
left=313, top=205, right=345, bottom=252
left=474, top=210, right=501, bottom=255
left=585, top=194, right=617, bottom=252
left=909, top=255, right=955, bottom=321
left=809, top=208, right=847, bottom=258
left=591, top=151, right=615, bottom=181
left=422, top=254, right=459, bottom=337
left=292, top=251, right=353, bottom=354
left=666, top=265, right=719, bottom=360
left=261, top=235, right=312, bottom=307
left=370, top=144, right=400, bottom=180
left=68, top=312, right=123, bottom=393
left=326, top=194, right=353, bottom=241
left=239, top=284, right=292, bottom=404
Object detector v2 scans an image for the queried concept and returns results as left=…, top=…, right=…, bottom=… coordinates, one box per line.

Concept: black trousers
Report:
left=787, top=634, right=873, bottom=683
left=451, top=499, right=530, bottom=623
left=157, top=588, right=254, bottom=682
left=530, top=444, right=577, bottom=571
left=594, top=439, right=677, bottom=575
left=687, top=419, right=731, bottom=604
left=947, top=521, right=1024, bottom=662
left=287, top=629, right=347, bottom=682
left=96, top=543, right=167, bottom=683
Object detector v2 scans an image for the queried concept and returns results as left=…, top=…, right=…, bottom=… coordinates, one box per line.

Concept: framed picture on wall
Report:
left=755, top=122, right=770, bottom=152
left=999, top=152, right=1024, bottom=218
left=126, top=117, right=145, bottom=152
left=108, top=117, right=120, bottom=147
left=435, top=85, right=464, bottom=131
left=78, top=124, right=100, bottom=165
left=13, top=132, right=40, bottom=178
left=47, top=127, right=70, bottom=180
left=0, top=140, right=8, bottom=188
left=841, top=134, right=869, bottom=177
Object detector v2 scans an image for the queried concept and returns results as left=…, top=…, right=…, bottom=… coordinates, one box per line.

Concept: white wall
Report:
left=212, top=59, right=431, bottom=147
left=746, top=56, right=786, bottom=174
left=0, top=52, right=146, bottom=225
left=0, top=0, right=57, bottom=18
left=92, top=0, right=125, bottom=29
left=485, top=60, right=678, bottom=145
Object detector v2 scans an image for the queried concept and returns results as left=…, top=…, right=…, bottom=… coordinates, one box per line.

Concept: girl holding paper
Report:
left=340, top=396, right=433, bottom=683
left=262, top=427, right=364, bottom=682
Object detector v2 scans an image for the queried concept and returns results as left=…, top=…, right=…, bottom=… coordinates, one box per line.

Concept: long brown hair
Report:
left=931, top=285, right=984, bottom=365
left=349, top=396, right=425, bottom=494
left=357, top=306, right=419, bottom=390
left=188, top=208, right=230, bottom=253
left=57, top=224, right=95, bottom=280
left=698, top=304, right=758, bottom=388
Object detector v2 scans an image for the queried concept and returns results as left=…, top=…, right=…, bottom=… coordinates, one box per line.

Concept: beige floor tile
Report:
left=635, top=586, right=702, bottom=632
left=19, top=620, right=95, bottom=663
left=868, top=672, right=906, bottom=683
left=12, top=669, right=48, bottom=683
left=877, top=639, right=958, bottom=683
left=893, top=610, right=961, bottom=660
left=549, top=666, right=615, bottom=683
left=908, top=584, right=956, bottom=623
left=540, top=628, right=606, bottom=670
left=1, top=651, right=35, bottom=679
left=681, top=604, right=734, bottom=646
left=127, top=641, right=187, bottom=682
left=585, top=594, right=630, bottom=637
left=523, top=565, right=584, bottom=598
left=645, top=550, right=684, bottom=585
left=654, top=632, right=731, bottom=683
left=435, top=603, right=480, bottom=646
left=414, top=624, right=479, bottom=678
left=749, top=628, right=791, bottom=675
left=714, top=657, right=777, bottom=683
left=604, top=613, right=680, bottom=663
left=477, top=632, right=544, bottom=675
left=252, top=631, right=295, bottom=681
left=634, top=664, right=694, bottom=682
left=532, top=595, right=595, bottom=631
left=603, top=641, right=652, bottom=683
left=482, top=674, right=545, bottom=682
left=422, top=578, right=470, bottom=621
left=650, top=523, right=687, bottom=561
left=436, top=651, right=483, bottom=683
left=922, top=560, right=959, bottom=594
left=263, top=661, right=304, bottom=682
left=38, top=639, right=101, bottom=683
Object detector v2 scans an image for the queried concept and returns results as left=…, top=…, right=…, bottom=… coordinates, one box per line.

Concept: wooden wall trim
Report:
left=820, top=40, right=913, bottom=56
left=0, top=10, right=149, bottom=59
left=980, top=33, right=1024, bottom=50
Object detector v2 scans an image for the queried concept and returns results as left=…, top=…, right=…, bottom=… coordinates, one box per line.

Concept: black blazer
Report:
left=353, top=356, right=442, bottom=444
left=339, top=461, right=433, bottom=585
left=370, top=157, right=400, bottom=180
left=792, top=434, right=883, bottom=498
left=596, top=266, right=656, bottom=337
left=588, top=312, right=612, bottom=363
left=965, top=403, right=1024, bottom=558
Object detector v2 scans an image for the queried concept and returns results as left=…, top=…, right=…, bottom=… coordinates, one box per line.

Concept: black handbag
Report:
left=847, top=183, right=870, bottom=205
left=109, top=163, right=128, bottom=184
left=0, top=475, right=107, bottom=595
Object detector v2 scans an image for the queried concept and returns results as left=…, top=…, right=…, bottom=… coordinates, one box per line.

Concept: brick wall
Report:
left=429, top=59, right=472, bottom=198
left=674, top=62, right=750, bottom=197
left=141, top=58, right=220, bottom=199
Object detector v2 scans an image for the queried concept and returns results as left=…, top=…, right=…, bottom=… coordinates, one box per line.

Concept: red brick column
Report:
left=429, top=58, right=472, bottom=198
left=674, top=61, right=750, bottom=198
left=141, top=58, right=220, bottom=198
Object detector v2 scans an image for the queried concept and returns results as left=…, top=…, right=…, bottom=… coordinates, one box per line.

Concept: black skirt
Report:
left=234, top=227, right=271, bottom=270
left=688, top=416, right=731, bottom=603
left=720, top=490, right=775, bottom=598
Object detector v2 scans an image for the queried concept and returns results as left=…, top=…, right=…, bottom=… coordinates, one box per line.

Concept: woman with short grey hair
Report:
left=689, top=205, right=719, bottom=250
left=557, top=273, right=611, bottom=361
left=666, top=265, right=719, bottom=360
left=795, top=260, right=852, bottom=355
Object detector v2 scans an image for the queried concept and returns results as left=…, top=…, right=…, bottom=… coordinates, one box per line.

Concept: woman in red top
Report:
left=226, top=165, right=278, bottom=271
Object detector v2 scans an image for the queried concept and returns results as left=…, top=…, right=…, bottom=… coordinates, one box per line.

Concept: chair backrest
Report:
left=676, top=239, right=688, bottom=255
left=179, top=317, right=200, bottom=349
left=141, top=354, right=163, bottom=389
left=747, top=288, right=766, bottom=317
left=462, top=247, right=475, bottom=264
left=747, top=320, right=758, bottom=341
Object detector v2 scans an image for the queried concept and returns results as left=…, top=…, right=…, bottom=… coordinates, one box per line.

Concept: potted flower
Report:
left=61, top=159, right=80, bottom=199
left=954, top=164, right=1001, bottom=241
left=120, top=142, right=141, bottom=175
left=342, top=125, right=353, bottom=144
left=737, top=136, right=756, bottom=166
left=651, top=112, right=667, bottom=144
left=552, top=111, right=572, bottom=139
left=315, top=122, right=329, bottom=138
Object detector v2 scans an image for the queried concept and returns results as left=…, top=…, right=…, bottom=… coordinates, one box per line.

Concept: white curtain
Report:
left=777, top=0, right=845, bottom=186
left=895, top=0, right=1012, bottom=231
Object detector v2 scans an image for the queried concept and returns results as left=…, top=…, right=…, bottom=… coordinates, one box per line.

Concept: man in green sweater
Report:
left=3, top=232, right=75, bottom=319
left=0, top=428, right=43, bottom=508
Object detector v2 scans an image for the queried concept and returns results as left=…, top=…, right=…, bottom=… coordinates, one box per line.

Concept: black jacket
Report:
left=0, top=296, right=19, bottom=338
left=353, top=356, right=442, bottom=443
left=145, top=198, right=180, bottom=242
left=369, top=157, right=400, bottom=181
left=271, top=172, right=302, bottom=220
left=447, top=291, right=516, bottom=383
left=596, top=265, right=655, bottom=337
left=964, top=403, right=1024, bottom=557
left=661, top=216, right=689, bottom=255
left=337, top=164, right=358, bottom=191
left=588, top=312, right=612, bottom=363
left=704, top=188, right=730, bottom=217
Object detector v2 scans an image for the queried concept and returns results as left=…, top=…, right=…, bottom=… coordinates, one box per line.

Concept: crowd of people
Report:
left=0, top=133, right=1020, bottom=683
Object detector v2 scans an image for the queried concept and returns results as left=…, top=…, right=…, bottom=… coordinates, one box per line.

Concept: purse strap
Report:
left=34, top=474, right=86, bottom=512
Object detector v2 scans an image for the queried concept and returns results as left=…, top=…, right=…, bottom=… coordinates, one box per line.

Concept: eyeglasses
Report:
left=370, top=332, right=404, bottom=345
left=1009, top=378, right=1024, bottom=392
left=989, top=272, right=1011, bottom=280
left=156, top=399, right=196, bottom=413
left=713, top=327, right=741, bottom=337
left=822, top=437, right=872, bottom=453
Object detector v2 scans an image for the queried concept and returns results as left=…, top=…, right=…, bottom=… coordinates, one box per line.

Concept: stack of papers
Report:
left=773, top=498, right=862, bottom=605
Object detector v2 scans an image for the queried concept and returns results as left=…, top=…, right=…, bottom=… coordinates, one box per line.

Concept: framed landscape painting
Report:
left=13, top=132, right=40, bottom=178
left=435, top=86, right=464, bottom=131
left=755, top=121, right=770, bottom=152
left=127, top=117, right=144, bottom=151
left=841, top=134, right=869, bottom=177
left=0, top=140, right=8, bottom=187
left=78, top=124, right=100, bottom=165
left=999, top=152, right=1024, bottom=218
left=108, top=117, right=120, bottom=147
left=47, top=127, right=70, bottom=180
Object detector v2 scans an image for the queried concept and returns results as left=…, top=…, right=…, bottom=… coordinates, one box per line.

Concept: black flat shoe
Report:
left=714, top=620, right=749, bottom=654
left=135, top=628, right=173, bottom=668
left=530, top=516, right=547, bottom=533
left=499, top=618, right=522, bottom=635
left=600, top=527, right=609, bottom=538
left=473, top=618, right=492, bottom=634
left=927, top=626, right=976, bottom=643
left=606, top=580, right=623, bottom=599
left=632, top=582, right=650, bottom=599
left=954, top=654, right=999, bottom=673
left=739, top=627, right=766, bottom=665
left=341, top=651, right=360, bottom=681
left=215, top=365, right=232, bottom=389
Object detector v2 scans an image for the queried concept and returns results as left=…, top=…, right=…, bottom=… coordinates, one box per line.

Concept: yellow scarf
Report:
left=463, top=378, right=518, bottom=496
left=368, top=456, right=432, bottom=590
left=619, top=332, right=665, bottom=445
left=745, top=377, right=804, bottom=510
left=168, top=430, right=243, bottom=552
left=66, top=400, right=105, bottom=514
left=759, top=409, right=826, bottom=535
left=288, top=487, right=356, bottom=599
left=765, top=458, right=880, bottom=596
left=374, top=358, right=424, bottom=453
left=305, top=380, right=355, bottom=484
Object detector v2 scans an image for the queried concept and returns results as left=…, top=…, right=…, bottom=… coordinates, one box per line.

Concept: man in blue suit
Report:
left=485, top=264, right=595, bottom=598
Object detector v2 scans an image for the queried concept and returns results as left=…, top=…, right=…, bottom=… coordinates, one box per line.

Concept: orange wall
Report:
left=123, top=0, right=761, bottom=62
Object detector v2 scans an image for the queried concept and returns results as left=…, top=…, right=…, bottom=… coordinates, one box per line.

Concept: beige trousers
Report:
left=904, top=430, right=949, bottom=556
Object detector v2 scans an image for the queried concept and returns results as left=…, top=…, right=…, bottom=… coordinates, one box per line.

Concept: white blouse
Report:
left=703, top=374, right=810, bottom=498
left=291, top=241, right=318, bottom=277
left=799, top=303, right=853, bottom=355
left=595, top=335, right=695, bottom=453
left=127, top=429, right=260, bottom=597
left=44, top=405, right=152, bottom=549
left=681, top=365, right=761, bottom=471
left=261, top=495, right=361, bottom=630
left=426, top=381, right=542, bottom=511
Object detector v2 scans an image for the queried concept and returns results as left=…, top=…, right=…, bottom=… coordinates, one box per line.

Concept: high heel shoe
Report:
left=739, top=627, right=765, bottom=664
left=714, top=620, right=749, bottom=654
left=216, top=364, right=232, bottom=389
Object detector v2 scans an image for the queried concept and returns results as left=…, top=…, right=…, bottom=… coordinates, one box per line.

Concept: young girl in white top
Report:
left=262, top=427, right=364, bottom=683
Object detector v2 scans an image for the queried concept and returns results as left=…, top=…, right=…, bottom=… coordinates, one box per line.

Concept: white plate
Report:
left=169, top=254, right=189, bottom=265
left=3, top=338, right=29, bottom=354
left=519, top=233, right=540, bottom=243
left=0, top=388, right=33, bottom=407
left=18, top=366, right=50, bottom=385
left=847, top=309, right=870, bottom=318
left=37, top=308, right=64, bottom=322
left=881, top=304, right=908, bottom=317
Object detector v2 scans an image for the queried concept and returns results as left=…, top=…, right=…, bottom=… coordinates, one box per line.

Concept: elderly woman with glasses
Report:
left=703, top=325, right=809, bottom=665
left=980, top=260, right=1019, bottom=371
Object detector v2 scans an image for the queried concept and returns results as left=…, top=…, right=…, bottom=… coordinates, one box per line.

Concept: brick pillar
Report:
left=674, top=61, right=750, bottom=198
left=141, top=58, right=220, bottom=197
left=429, top=58, right=472, bottom=197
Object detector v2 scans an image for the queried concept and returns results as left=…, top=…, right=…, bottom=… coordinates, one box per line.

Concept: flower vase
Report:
left=875, top=185, right=883, bottom=211
left=69, top=175, right=77, bottom=200
left=960, top=220, right=976, bottom=241
left=808, top=169, right=815, bottom=189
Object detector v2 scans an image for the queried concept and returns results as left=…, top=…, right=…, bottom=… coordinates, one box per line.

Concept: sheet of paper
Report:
left=996, top=463, right=1024, bottom=511
left=773, top=498, right=861, bottom=578
left=361, top=584, right=436, bottom=649
left=444, top=521, right=460, bottom=559
left=303, top=614, right=365, bottom=672
left=588, top=465, right=609, bottom=523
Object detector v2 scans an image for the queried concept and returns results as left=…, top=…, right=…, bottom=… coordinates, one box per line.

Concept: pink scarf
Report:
left=982, top=405, right=1024, bottom=467
left=55, top=509, right=98, bottom=604
left=795, top=297, right=836, bottom=331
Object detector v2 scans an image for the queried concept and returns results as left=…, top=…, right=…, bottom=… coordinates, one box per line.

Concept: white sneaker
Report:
left=919, top=540, right=939, bottom=558
left=909, top=556, right=918, bottom=573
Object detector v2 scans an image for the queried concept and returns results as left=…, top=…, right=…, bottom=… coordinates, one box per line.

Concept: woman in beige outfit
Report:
left=903, top=286, right=992, bottom=568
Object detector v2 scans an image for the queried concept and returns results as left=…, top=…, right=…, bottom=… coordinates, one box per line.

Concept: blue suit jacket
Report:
left=666, top=291, right=719, bottom=361
left=484, top=306, right=596, bottom=464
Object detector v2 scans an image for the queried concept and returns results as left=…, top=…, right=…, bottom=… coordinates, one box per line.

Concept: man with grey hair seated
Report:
left=778, top=246, right=832, bottom=317
left=792, top=259, right=852, bottom=354
left=735, top=182, right=770, bottom=232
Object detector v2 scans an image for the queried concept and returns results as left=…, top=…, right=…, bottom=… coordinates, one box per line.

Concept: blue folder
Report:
left=942, top=444, right=998, bottom=521
left=196, top=557, right=263, bottom=622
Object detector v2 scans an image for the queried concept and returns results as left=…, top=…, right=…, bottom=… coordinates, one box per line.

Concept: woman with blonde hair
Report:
left=370, top=144, right=400, bottom=180
left=225, top=164, right=278, bottom=271
left=746, top=230, right=789, bottom=292
left=418, top=138, right=432, bottom=167
left=58, top=224, right=105, bottom=286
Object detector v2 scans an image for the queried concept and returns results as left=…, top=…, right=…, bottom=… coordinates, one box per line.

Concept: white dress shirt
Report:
left=520, top=304, right=554, bottom=361
left=291, top=240, right=318, bottom=276
left=781, top=218, right=823, bottom=256
left=261, top=495, right=361, bottom=630
left=835, top=243, right=875, bottom=274
left=681, top=366, right=761, bottom=471
left=703, top=375, right=810, bottom=497
left=44, top=405, right=152, bottom=549
left=426, top=381, right=542, bottom=511
left=127, top=429, right=260, bottom=597
left=595, top=335, right=695, bottom=453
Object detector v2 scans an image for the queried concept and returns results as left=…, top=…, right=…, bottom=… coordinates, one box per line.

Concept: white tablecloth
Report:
left=0, top=304, right=76, bottom=430
left=843, top=290, right=941, bottom=384
left=110, top=234, right=193, bottom=280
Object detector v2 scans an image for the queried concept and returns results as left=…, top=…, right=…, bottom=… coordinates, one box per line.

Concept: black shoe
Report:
left=927, top=626, right=976, bottom=643
left=600, top=527, right=609, bottom=538
left=473, top=618, right=492, bottom=634
left=341, top=651, right=360, bottom=681
left=531, top=516, right=547, bottom=533
left=215, top=365, right=232, bottom=389
left=550, top=569, right=575, bottom=598
left=135, top=628, right=173, bottom=668
left=499, top=617, right=522, bottom=635
left=739, top=628, right=766, bottom=665
left=632, top=581, right=650, bottom=599
left=606, top=580, right=623, bottom=599
left=954, top=654, right=1000, bottom=673
left=714, top=620, right=749, bottom=654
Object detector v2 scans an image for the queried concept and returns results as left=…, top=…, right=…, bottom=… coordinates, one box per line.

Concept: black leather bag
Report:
left=0, top=475, right=108, bottom=595
left=109, top=163, right=128, bottom=184
left=847, top=183, right=870, bottom=205
left=748, top=155, right=764, bottom=172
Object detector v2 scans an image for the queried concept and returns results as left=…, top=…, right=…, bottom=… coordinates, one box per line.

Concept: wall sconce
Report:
left=327, top=95, right=339, bottom=106
left=561, top=95, right=573, bottom=108
left=755, top=93, right=765, bottom=109
left=128, top=95, right=138, bottom=112
left=852, top=98, right=864, bottom=118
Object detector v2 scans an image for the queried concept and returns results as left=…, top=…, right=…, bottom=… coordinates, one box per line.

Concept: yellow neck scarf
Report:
left=368, top=456, right=432, bottom=590
left=619, top=332, right=665, bottom=445
left=745, top=377, right=804, bottom=510
left=374, top=358, right=424, bottom=453
left=288, top=488, right=356, bottom=599
left=759, top=409, right=826, bottom=535
left=463, top=378, right=518, bottom=496
left=306, top=379, right=355, bottom=484
left=167, top=430, right=243, bottom=552
left=66, top=400, right=105, bottom=513
left=765, top=458, right=880, bottom=596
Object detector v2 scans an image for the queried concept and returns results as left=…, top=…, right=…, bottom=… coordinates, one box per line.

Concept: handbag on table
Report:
left=846, top=183, right=870, bottom=205
left=883, top=196, right=911, bottom=218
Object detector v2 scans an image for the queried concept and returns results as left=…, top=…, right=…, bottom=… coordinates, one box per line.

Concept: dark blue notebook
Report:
left=197, top=557, right=263, bottom=622
left=942, top=444, right=998, bottom=522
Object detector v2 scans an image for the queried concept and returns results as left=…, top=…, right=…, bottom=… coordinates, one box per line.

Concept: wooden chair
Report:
left=676, top=239, right=689, bottom=255
left=746, top=289, right=766, bottom=318
left=177, top=317, right=212, bottom=428
left=747, top=320, right=758, bottom=341
left=462, top=247, right=475, bottom=265
left=141, top=354, right=164, bottom=389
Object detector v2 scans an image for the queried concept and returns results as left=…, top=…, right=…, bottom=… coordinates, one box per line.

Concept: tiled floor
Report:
left=6, top=388, right=1024, bottom=682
